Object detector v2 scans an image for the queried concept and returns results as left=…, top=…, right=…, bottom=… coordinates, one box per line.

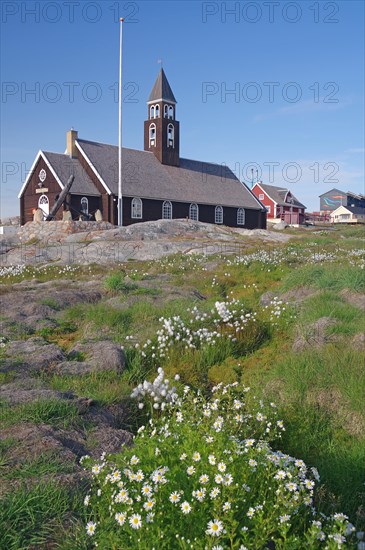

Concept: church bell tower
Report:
left=144, top=68, right=180, bottom=167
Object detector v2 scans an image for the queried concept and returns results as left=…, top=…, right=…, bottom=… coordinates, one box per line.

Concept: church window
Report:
left=81, top=197, right=89, bottom=215
left=189, top=203, right=199, bottom=221
left=131, top=198, right=142, bottom=219
left=168, top=105, right=174, bottom=119
left=237, top=208, right=245, bottom=225
left=162, top=200, right=172, bottom=219
left=215, top=205, right=223, bottom=224
left=167, top=124, right=174, bottom=148
left=155, top=105, right=160, bottom=118
left=150, top=105, right=155, bottom=119
left=149, top=123, right=156, bottom=147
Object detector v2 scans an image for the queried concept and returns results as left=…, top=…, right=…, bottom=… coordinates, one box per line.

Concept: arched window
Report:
left=149, top=123, right=156, bottom=147
left=38, top=194, right=49, bottom=219
left=189, top=203, right=199, bottom=221
left=164, top=104, right=169, bottom=118
left=81, top=197, right=89, bottom=215
left=168, top=105, right=174, bottom=119
left=237, top=208, right=245, bottom=225
left=155, top=105, right=160, bottom=118
left=215, top=205, right=223, bottom=224
left=131, top=198, right=142, bottom=219
left=162, top=200, right=172, bottom=219
left=150, top=105, right=155, bottom=119
left=167, top=124, right=174, bottom=148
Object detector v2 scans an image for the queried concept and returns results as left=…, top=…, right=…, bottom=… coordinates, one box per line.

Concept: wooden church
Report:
left=19, top=69, right=267, bottom=229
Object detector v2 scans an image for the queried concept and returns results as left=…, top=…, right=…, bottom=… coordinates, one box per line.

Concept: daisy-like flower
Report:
left=217, top=462, right=226, bottom=473
left=210, top=487, right=220, bottom=499
left=286, top=482, right=298, bottom=492
left=181, top=501, right=191, bottom=514
left=143, top=499, right=155, bottom=511
left=274, top=470, right=286, bottom=480
left=84, top=495, right=90, bottom=506
left=223, top=473, right=233, bottom=486
left=280, top=514, right=291, bottom=523
left=111, top=470, right=121, bottom=483
left=130, top=455, right=140, bottom=465
left=115, top=489, right=129, bottom=503
left=303, top=479, right=315, bottom=490
left=206, top=436, right=214, bottom=443
left=208, top=454, right=216, bottom=465
left=169, top=491, right=181, bottom=504
left=129, top=514, right=142, bottom=529
left=193, top=487, right=206, bottom=502
left=115, top=512, right=126, bottom=526
left=146, top=512, right=155, bottom=523
left=187, top=465, right=196, bottom=476
left=192, top=452, right=201, bottom=462
left=223, top=501, right=231, bottom=511
left=199, top=474, right=209, bottom=484
left=176, top=412, right=183, bottom=423
left=135, top=469, right=145, bottom=483
left=256, top=413, right=264, bottom=421
left=180, top=453, right=187, bottom=461
left=215, top=474, right=223, bottom=484
left=91, top=464, right=102, bottom=475
left=141, top=484, right=153, bottom=497
left=245, top=439, right=255, bottom=448
left=248, top=459, right=257, bottom=468
left=247, top=507, right=255, bottom=518
left=86, top=522, right=96, bottom=536
left=206, top=519, right=224, bottom=537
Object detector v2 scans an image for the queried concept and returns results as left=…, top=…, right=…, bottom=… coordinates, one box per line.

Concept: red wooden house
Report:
left=252, top=182, right=306, bottom=225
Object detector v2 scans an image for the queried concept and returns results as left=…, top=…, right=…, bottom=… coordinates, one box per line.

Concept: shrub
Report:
left=81, top=373, right=358, bottom=549
left=104, top=272, right=138, bottom=292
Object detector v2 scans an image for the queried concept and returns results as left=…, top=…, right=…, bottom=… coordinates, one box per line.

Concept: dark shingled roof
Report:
left=259, top=183, right=306, bottom=208
left=76, top=139, right=264, bottom=210
left=341, top=205, right=365, bottom=215
left=148, top=68, right=177, bottom=103
left=42, top=152, right=101, bottom=196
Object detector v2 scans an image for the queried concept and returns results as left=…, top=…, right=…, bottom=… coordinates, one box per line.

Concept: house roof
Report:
left=76, top=139, right=264, bottom=210
left=42, top=152, right=101, bottom=196
left=148, top=68, right=177, bottom=104
left=319, top=188, right=345, bottom=197
left=258, top=183, right=306, bottom=208
left=334, top=205, right=365, bottom=215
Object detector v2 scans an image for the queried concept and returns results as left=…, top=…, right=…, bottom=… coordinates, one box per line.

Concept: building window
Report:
left=266, top=205, right=271, bottom=214
left=189, top=203, right=199, bottom=221
left=164, top=104, right=168, bottom=118
left=162, top=200, right=172, bottom=219
left=150, top=105, right=155, bottom=119
left=237, top=208, right=245, bottom=225
left=215, top=205, right=223, bottom=224
left=168, top=105, right=174, bottom=119
left=298, top=208, right=302, bottom=214
left=259, top=193, right=264, bottom=200
left=131, top=198, right=142, bottom=219
left=38, top=194, right=49, bottom=219
left=149, top=123, right=156, bottom=147
left=155, top=105, right=160, bottom=118
left=167, top=124, right=174, bottom=148
left=81, top=197, right=89, bottom=215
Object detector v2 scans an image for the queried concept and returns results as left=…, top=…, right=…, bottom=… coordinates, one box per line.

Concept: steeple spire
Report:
left=148, top=68, right=177, bottom=104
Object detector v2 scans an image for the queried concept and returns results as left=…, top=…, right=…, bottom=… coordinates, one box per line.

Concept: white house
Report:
left=330, top=205, right=365, bottom=224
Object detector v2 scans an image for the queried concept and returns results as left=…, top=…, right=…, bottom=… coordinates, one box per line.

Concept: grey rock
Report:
left=272, top=221, right=288, bottom=230
left=1, top=337, right=66, bottom=373
left=69, top=340, right=125, bottom=373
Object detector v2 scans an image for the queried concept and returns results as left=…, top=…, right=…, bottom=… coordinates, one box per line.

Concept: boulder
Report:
left=1, top=337, right=66, bottom=373
left=69, top=340, right=126, bottom=373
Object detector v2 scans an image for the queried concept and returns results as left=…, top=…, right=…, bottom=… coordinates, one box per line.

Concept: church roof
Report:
left=42, top=152, right=101, bottom=196
left=148, top=68, right=177, bottom=104
left=76, top=139, right=264, bottom=210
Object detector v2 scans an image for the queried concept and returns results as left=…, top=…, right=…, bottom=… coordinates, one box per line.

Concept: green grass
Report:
left=0, top=481, right=85, bottom=550
left=282, top=264, right=365, bottom=292
left=0, top=399, right=82, bottom=429
left=104, top=271, right=138, bottom=292
left=2, top=452, right=74, bottom=480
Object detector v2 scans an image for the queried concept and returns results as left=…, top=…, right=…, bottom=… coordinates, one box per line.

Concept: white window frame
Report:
left=189, top=203, right=199, bottom=221
left=259, top=193, right=264, bottom=200
left=162, top=200, right=172, bottom=219
left=215, top=205, right=223, bottom=224
left=237, top=207, right=245, bottom=225
left=167, top=123, right=174, bottom=148
left=150, top=105, right=155, bottom=119
left=164, top=104, right=169, bottom=118
left=131, top=197, right=142, bottom=219
left=38, top=194, right=49, bottom=219
left=168, top=105, right=174, bottom=119
left=266, top=205, right=271, bottom=214
left=155, top=104, right=160, bottom=118
left=149, top=123, right=156, bottom=147
left=81, top=196, right=89, bottom=215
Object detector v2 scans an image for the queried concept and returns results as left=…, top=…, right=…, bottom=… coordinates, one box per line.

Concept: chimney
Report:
left=66, top=129, right=78, bottom=158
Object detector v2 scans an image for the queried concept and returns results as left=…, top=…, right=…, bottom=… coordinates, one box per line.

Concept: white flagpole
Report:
left=118, top=17, right=124, bottom=226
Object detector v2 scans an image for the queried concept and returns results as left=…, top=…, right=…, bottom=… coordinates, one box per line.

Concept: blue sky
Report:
left=1, top=0, right=364, bottom=217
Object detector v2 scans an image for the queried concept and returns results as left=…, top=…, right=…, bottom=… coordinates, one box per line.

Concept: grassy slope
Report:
left=1, top=224, right=364, bottom=547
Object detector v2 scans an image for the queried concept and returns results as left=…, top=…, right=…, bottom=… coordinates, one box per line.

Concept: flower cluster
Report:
left=82, top=377, right=358, bottom=549
left=130, top=367, right=179, bottom=410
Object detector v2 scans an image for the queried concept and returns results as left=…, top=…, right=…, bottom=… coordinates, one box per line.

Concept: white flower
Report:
left=208, top=454, right=216, bottom=465
left=206, top=519, right=224, bottom=537
left=223, top=501, right=231, bottom=511
left=247, top=507, right=255, bottom=518
left=199, top=474, right=209, bottom=484
left=115, top=512, right=126, bottom=526
left=129, top=514, right=142, bottom=529
left=210, top=487, right=220, bottom=499
left=192, top=452, right=201, bottom=462
left=169, top=491, right=181, bottom=504
left=86, top=522, right=96, bottom=536
left=143, top=499, right=155, bottom=510
left=130, top=455, right=140, bottom=465
left=280, top=514, right=290, bottom=523
left=187, top=465, right=196, bottom=476
left=181, top=501, right=191, bottom=514
left=217, top=462, right=226, bottom=472
left=84, top=495, right=90, bottom=506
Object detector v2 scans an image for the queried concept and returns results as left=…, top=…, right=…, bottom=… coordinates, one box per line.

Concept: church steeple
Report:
left=144, top=68, right=180, bottom=166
